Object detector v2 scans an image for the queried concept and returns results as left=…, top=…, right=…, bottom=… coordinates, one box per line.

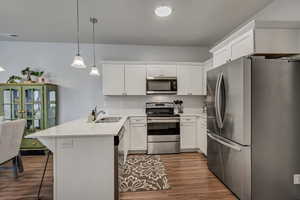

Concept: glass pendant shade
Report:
left=0, top=66, right=6, bottom=72
left=71, top=55, right=86, bottom=68
left=89, top=66, right=100, bottom=76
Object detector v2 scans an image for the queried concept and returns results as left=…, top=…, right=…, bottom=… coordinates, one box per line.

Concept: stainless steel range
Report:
left=146, top=102, right=180, bottom=154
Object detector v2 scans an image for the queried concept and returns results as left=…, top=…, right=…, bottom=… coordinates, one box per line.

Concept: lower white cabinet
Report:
left=129, top=117, right=147, bottom=152
left=197, top=116, right=207, bottom=156
left=180, top=117, right=197, bottom=150
left=123, top=119, right=130, bottom=163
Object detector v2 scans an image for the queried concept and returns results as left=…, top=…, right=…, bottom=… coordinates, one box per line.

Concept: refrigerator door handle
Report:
left=215, top=74, right=221, bottom=128
left=215, top=73, right=223, bottom=128
left=208, top=132, right=242, bottom=151
left=218, top=72, right=225, bottom=128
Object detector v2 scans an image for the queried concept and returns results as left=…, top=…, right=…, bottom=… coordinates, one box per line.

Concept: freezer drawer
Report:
left=207, top=133, right=251, bottom=200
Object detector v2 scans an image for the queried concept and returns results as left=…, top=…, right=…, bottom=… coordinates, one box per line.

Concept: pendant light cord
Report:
left=76, top=0, right=80, bottom=56
left=93, top=19, right=96, bottom=67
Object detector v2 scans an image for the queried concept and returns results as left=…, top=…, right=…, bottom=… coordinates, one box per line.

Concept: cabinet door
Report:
left=103, top=64, right=125, bottom=95
left=177, top=66, right=204, bottom=95
left=0, top=86, right=22, bottom=120
left=180, top=122, right=197, bottom=149
left=198, top=118, right=207, bottom=156
left=125, top=65, right=146, bottom=95
left=230, top=30, right=254, bottom=61
left=45, top=85, right=58, bottom=128
left=213, top=46, right=230, bottom=68
left=22, top=86, right=45, bottom=149
left=147, top=65, right=177, bottom=77
left=130, top=123, right=147, bottom=151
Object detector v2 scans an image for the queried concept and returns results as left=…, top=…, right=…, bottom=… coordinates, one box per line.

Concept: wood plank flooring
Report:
left=0, top=153, right=237, bottom=200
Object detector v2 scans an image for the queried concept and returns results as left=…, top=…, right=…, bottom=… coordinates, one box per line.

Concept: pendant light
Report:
left=89, top=17, right=100, bottom=76
left=71, top=0, right=86, bottom=68
left=0, top=66, right=6, bottom=72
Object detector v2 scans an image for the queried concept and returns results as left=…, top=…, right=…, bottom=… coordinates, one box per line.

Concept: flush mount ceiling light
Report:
left=71, top=0, right=86, bottom=68
left=0, top=33, right=19, bottom=38
left=155, top=6, right=172, bottom=17
left=89, top=17, right=100, bottom=76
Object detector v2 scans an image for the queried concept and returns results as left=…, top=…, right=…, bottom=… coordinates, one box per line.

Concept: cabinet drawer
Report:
left=180, top=117, right=196, bottom=123
left=130, top=117, right=147, bottom=124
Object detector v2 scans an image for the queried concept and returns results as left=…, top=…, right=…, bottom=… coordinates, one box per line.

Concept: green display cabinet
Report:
left=0, top=83, right=58, bottom=151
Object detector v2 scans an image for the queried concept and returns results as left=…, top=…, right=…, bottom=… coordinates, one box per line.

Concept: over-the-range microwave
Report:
left=146, top=76, right=177, bottom=95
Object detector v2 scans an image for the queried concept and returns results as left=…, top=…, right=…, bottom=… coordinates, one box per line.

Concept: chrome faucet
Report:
left=93, top=106, right=106, bottom=121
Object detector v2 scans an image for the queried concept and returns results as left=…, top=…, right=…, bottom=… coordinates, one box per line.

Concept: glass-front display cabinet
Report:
left=0, top=83, right=58, bottom=151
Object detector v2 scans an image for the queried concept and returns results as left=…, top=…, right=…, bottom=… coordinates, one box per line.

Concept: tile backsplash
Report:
left=103, top=95, right=206, bottom=115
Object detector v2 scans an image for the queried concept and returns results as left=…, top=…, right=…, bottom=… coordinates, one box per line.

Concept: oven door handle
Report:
left=147, top=119, right=180, bottom=123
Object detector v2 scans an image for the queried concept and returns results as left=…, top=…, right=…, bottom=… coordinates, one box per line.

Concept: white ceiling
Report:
left=0, top=0, right=274, bottom=46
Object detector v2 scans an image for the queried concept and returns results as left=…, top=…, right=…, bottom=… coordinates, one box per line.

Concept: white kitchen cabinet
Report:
left=203, top=59, right=212, bottom=95
left=123, top=119, right=130, bottom=163
left=147, top=65, right=177, bottom=77
left=129, top=117, right=147, bottom=152
left=177, top=66, right=204, bottom=95
left=212, top=45, right=231, bottom=68
left=211, top=20, right=300, bottom=68
left=180, top=117, right=197, bottom=150
left=197, top=116, right=207, bottom=156
left=125, top=65, right=146, bottom=95
left=103, top=64, right=125, bottom=95
left=103, top=64, right=146, bottom=96
left=230, top=30, right=254, bottom=61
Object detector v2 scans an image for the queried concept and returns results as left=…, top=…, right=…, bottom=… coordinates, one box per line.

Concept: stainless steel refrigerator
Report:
left=207, top=56, right=300, bottom=200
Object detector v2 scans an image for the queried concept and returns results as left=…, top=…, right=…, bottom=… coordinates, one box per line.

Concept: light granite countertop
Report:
left=27, top=112, right=206, bottom=139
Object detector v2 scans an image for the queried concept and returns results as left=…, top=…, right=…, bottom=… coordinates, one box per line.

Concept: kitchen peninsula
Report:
left=28, top=116, right=130, bottom=200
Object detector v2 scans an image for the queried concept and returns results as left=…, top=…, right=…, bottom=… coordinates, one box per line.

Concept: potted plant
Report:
left=21, top=67, right=44, bottom=83
left=7, top=75, right=22, bottom=83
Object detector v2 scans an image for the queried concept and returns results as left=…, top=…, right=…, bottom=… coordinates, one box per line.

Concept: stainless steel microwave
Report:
left=146, top=77, right=177, bottom=95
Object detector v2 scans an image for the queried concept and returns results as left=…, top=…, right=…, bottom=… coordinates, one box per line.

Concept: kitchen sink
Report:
left=95, top=117, right=122, bottom=123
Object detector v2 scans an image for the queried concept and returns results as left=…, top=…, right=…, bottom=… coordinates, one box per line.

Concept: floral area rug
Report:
left=119, top=155, right=170, bottom=192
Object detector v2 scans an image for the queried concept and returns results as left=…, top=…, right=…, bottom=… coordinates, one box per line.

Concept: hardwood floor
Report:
left=0, top=153, right=236, bottom=200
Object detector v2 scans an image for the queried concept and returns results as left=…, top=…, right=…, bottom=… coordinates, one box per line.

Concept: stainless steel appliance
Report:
left=207, top=56, right=300, bottom=200
left=114, top=126, right=125, bottom=200
left=146, top=77, right=177, bottom=95
left=146, top=102, right=180, bottom=154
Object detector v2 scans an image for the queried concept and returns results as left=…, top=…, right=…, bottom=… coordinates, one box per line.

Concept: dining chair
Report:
left=0, top=119, right=26, bottom=178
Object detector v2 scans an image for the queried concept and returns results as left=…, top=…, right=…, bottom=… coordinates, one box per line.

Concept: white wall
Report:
left=0, top=41, right=209, bottom=123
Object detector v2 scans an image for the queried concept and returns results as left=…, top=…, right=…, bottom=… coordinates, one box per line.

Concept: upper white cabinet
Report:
left=147, top=65, right=177, bottom=77
left=177, top=65, right=204, bottom=95
left=210, top=20, right=300, bottom=68
left=103, top=64, right=146, bottom=96
left=230, top=30, right=254, bottom=61
left=125, top=65, right=146, bottom=95
left=103, top=64, right=125, bottom=95
left=213, top=46, right=231, bottom=68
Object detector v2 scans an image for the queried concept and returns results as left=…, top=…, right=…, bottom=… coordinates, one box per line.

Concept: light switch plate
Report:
left=293, top=174, right=300, bottom=184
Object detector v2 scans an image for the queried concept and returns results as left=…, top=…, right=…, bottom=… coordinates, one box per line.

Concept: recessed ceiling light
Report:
left=155, top=6, right=172, bottom=17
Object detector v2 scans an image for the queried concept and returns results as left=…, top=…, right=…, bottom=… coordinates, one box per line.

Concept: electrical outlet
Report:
left=294, top=174, right=300, bottom=184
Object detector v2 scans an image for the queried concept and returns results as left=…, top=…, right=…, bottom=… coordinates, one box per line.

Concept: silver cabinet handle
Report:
left=207, top=133, right=241, bottom=151
left=188, top=93, right=193, bottom=95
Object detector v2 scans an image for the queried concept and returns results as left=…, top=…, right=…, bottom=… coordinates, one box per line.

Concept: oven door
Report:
left=147, top=117, right=180, bottom=135
left=146, top=78, right=177, bottom=95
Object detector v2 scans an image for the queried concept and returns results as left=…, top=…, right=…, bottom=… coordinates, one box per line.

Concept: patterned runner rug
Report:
left=119, top=155, right=170, bottom=192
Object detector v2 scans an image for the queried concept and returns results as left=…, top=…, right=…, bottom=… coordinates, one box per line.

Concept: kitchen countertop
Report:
left=27, top=116, right=129, bottom=138
left=27, top=113, right=206, bottom=139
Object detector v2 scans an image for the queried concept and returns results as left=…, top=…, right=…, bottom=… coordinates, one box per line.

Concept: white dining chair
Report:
left=0, top=119, right=26, bottom=178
